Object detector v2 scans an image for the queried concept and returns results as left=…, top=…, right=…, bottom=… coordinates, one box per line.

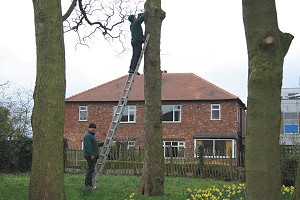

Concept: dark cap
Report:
left=128, top=15, right=135, bottom=22
left=89, top=123, right=96, bottom=128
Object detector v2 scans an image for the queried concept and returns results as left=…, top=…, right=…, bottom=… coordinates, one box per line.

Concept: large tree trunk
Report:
left=139, top=0, right=165, bottom=196
left=29, top=0, right=66, bottom=199
left=242, top=0, right=293, bottom=199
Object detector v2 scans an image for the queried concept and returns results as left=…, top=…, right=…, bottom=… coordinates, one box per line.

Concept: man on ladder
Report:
left=90, top=11, right=150, bottom=189
left=128, top=11, right=147, bottom=75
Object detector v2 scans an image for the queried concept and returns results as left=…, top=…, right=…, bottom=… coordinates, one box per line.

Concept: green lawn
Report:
left=0, top=173, right=238, bottom=200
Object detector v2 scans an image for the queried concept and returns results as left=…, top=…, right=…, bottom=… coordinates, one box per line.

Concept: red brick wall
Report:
left=64, top=100, right=246, bottom=159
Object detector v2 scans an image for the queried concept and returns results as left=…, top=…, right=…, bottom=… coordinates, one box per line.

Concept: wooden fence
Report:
left=65, top=146, right=246, bottom=182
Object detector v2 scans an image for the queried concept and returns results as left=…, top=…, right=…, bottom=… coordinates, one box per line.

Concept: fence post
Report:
left=197, top=144, right=204, bottom=178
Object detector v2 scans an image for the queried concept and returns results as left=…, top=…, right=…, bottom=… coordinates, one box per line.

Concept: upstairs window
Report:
left=162, top=105, right=181, bottom=122
left=79, top=106, right=88, bottom=121
left=211, top=104, right=221, bottom=120
left=114, top=105, right=136, bottom=123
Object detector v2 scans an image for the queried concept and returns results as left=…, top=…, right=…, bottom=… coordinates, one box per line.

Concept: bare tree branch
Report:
left=62, top=0, right=78, bottom=21
left=63, top=0, right=145, bottom=53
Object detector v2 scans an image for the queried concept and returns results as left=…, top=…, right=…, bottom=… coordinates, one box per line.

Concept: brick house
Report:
left=64, top=72, right=246, bottom=161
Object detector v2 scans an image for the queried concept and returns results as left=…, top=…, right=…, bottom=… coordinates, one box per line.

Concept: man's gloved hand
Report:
left=91, top=155, right=95, bottom=160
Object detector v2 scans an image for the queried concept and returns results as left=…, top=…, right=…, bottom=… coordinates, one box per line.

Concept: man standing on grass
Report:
left=83, top=123, right=103, bottom=188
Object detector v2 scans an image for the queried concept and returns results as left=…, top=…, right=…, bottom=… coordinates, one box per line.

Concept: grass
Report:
left=0, top=173, right=239, bottom=200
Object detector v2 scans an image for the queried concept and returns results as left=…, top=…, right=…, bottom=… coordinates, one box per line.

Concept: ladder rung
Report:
left=106, top=136, right=113, bottom=140
left=108, top=127, right=116, bottom=131
left=99, top=153, right=106, bottom=157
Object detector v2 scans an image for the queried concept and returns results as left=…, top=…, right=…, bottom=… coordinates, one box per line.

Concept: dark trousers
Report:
left=85, top=158, right=97, bottom=187
left=129, top=42, right=143, bottom=71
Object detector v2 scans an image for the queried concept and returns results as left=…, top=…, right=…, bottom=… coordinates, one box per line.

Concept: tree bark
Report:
left=139, top=0, right=165, bottom=196
left=242, top=0, right=293, bottom=199
left=29, top=0, right=66, bottom=199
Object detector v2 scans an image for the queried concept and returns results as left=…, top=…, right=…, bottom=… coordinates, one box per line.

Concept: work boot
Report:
left=128, top=70, right=140, bottom=75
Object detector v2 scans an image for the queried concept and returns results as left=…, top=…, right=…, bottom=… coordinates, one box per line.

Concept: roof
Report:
left=66, top=73, right=239, bottom=102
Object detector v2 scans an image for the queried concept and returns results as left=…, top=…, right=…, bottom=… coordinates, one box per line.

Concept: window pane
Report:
left=202, top=140, right=213, bottom=156
left=162, top=105, right=173, bottom=121
left=129, top=110, right=135, bottom=121
left=215, top=140, right=226, bottom=156
left=79, top=106, right=87, bottom=121
left=165, top=142, right=171, bottom=146
left=127, top=141, right=135, bottom=149
left=121, top=106, right=128, bottom=122
left=178, top=146, right=185, bottom=157
left=80, top=107, right=87, bottom=111
left=165, top=146, right=171, bottom=157
left=174, top=110, right=180, bottom=121
left=79, top=111, right=87, bottom=120
left=212, top=105, right=219, bottom=109
left=212, top=110, right=220, bottom=119
left=172, top=147, right=178, bottom=157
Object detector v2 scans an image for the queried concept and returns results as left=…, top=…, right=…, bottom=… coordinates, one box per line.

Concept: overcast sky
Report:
left=1, top=0, right=299, bottom=104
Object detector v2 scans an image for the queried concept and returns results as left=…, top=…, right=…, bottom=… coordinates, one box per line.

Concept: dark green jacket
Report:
left=130, top=12, right=147, bottom=44
left=83, top=130, right=100, bottom=159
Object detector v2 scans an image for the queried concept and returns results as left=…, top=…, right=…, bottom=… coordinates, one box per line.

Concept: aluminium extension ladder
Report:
left=92, top=34, right=150, bottom=188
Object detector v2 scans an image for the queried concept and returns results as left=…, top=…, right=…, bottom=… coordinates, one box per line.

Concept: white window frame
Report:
left=163, top=141, right=185, bottom=158
left=194, top=139, right=236, bottom=158
left=127, top=141, right=136, bottom=150
left=79, top=106, right=88, bottom=121
left=211, top=104, right=221, bottom=120
left=162, top=105, right=182, bottom=123
left=114, top=105, right=136, bottom=123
